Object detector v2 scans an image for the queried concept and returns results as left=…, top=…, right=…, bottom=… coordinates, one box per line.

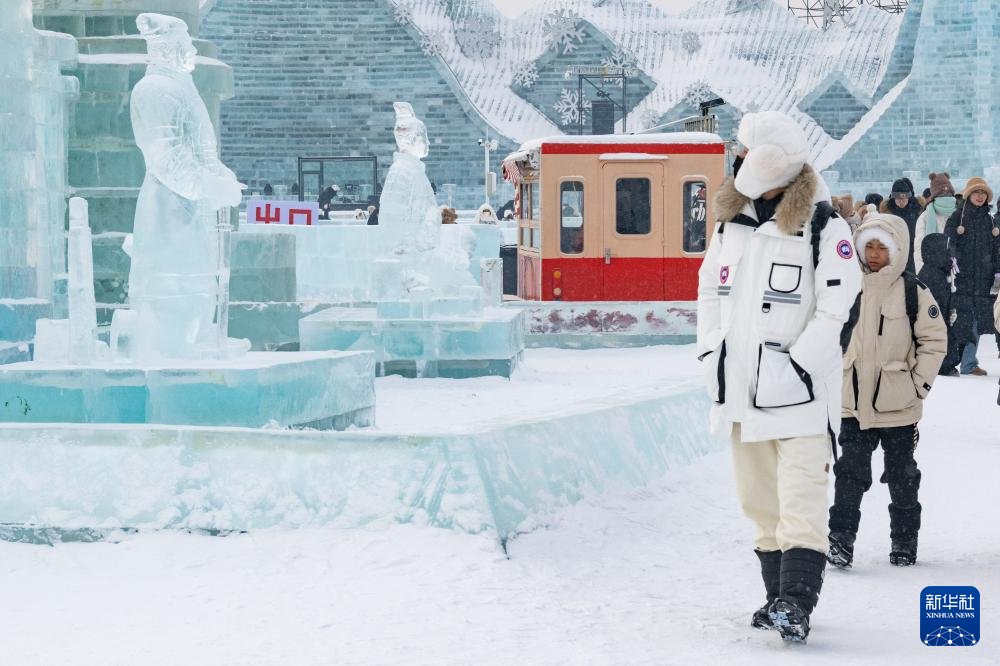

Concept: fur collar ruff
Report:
left=714, top=164, right=820, bottom=235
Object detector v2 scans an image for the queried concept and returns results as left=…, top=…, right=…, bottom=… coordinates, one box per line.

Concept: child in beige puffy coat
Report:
left=827, top=213, right=946, bottom=570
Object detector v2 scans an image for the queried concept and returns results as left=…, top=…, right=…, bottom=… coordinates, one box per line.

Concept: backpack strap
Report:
left=810, top=201, right=836, bottom=270
left=840, top=291, right=862, bottom=354
left=902, top=271, right=924, bottom=348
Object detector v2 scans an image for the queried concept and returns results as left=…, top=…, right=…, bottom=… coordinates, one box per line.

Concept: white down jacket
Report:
left=697, top=166, right=863, bottom=442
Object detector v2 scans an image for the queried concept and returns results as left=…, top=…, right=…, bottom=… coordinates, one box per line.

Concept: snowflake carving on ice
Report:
left=553, top=88, right=591, bottom=126
left=544, top=10, right=586, bottom=54
left=725, top=0, right=765, bottom=13
left=392, top=2, right=413, bottom=25
left=455, top=14, right=501, bottom=60
left=420, top=31, right=447, bottom=58
left=601, top=48, right=637, bottom=87
left=512, top=61, right=540, bottom=89
left=682, top=81, right=714, bottom=108
left=639, top=108, right=662, bottom=130
left=681, top=31, right=701, bottom=54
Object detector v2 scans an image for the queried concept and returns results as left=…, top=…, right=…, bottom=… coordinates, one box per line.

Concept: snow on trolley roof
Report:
left=505, top=132, right=723, bottom=162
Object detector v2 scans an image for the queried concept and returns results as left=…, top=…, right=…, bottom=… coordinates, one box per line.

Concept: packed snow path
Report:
left=2, top=343, right=997, bottom=664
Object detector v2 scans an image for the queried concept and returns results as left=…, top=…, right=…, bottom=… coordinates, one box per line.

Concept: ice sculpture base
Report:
left=0, top=299, right=52, bottom=365
left=509, top=301, right=698, bottom=348
left=0, top=381, right=718, bottom=541
left=0, top=351, right=374, bottom=429
left=299, top=306, right=525, bottom=378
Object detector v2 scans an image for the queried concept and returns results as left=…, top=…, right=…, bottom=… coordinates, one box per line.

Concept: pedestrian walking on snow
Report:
left=943, top=177, right=1000, bottom=376
left=880, top=178, right=925, bottom=273
left=917, top=233, right=965, bottom=375
left=914, top=173, right=957, bottom=272
left=827, top=214, right=947, bottom=570
left=697, top=111, right=862, bottom=643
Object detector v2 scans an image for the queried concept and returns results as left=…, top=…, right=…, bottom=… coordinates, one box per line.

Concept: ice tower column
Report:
left=0, top=0, right=39, bottom=301
left=67, top=198, right=97, bottom=363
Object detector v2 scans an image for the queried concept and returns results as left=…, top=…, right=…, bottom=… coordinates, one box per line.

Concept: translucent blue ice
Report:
left=126, top=13, right=245, bottom=361
left=0, top=382, right=717, bottom=539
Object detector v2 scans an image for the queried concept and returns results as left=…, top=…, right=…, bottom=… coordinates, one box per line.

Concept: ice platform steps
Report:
left=0, top=351, right=374, bottom=430
left=0, top=380, right=717, bottom=544
left=300, top=302, right=525, bottom=378
left=230, top=300, right=696, bottom=355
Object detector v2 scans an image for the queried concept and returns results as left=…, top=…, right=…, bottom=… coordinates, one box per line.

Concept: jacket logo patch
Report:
left=720, top=266, right=730, bottom=284
left=928, top=304, right=940, bottom=319
left=837, top=240, right=854, bottom=260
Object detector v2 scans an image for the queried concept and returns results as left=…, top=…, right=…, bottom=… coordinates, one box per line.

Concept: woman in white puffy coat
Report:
left=697, top=111, right=862, bottom=643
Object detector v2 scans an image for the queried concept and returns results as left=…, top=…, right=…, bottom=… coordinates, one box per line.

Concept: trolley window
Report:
left=559, top=181, right=584, bottom=254
left=519, top=183, right=531, bottom=220
left=615, top=178, right=651, bottom=235
left=531, top=183, right=540, bottom=221
left=683, top=180, right=708, bottom=253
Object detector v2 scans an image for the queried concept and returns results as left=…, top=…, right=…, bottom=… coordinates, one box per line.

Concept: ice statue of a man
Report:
left=127, top=13, right=246, bottom=359
left=379, top=102, right=475, bottom=294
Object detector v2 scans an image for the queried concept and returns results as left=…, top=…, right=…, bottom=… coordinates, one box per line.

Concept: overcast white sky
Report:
left=490, top=0, right=704, bottom=18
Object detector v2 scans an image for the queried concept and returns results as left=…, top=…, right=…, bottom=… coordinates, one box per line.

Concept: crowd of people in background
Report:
left=832, top=172, right=1000, bottom=379
left=252, top=179, right=519, bottom=230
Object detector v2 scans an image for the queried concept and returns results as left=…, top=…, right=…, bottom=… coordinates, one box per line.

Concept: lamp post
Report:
left=478, top=135, right=499, bottom=208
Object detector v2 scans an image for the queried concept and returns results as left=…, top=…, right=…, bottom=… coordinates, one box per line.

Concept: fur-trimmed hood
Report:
left=714, top=164, right=827, bottom=235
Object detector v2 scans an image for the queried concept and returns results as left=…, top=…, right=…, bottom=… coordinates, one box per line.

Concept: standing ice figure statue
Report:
left=378, top=102, right=475, bottom=296
left=125, top=13, right=248, bottom=360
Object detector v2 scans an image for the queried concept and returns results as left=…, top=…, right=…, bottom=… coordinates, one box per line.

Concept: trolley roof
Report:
left=505, top=132, right=724, bottom=163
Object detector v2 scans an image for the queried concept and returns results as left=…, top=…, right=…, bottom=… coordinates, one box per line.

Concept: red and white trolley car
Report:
left=502, top=133, right=726, bottom=302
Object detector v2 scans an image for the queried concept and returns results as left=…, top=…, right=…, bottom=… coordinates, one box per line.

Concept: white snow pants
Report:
left=730, top=424, right=831, bottom=554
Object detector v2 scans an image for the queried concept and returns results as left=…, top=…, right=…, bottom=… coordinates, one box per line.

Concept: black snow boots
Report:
left=768, top=548, right=826, bottom=642
left=751, top=549, right=782, bottom=630
left=827, top=531, right=856, bottom=569
left=890, top=539, right=918, bottom=566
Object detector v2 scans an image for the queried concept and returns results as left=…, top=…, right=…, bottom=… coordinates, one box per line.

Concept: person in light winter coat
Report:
left=697, top=111, right=862, bottom=643
left=827, top=214, right=947, bottom=570
left=833, top=195, right=861, bottom=233
left=943, top=177, right=1000, bottom=376
left=914, top=172, right=957, bottom=272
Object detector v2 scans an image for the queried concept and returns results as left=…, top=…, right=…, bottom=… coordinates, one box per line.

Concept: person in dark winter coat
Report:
left=318, top=183, right=339, bottom=220
left=880, top=177, right=925, bottom=273
left=917, top=233, right=966, bottom=375
left=943, top=177, right=1000, bottom=376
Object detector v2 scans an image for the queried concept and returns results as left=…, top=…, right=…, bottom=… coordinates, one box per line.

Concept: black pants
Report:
left=939, top=327, right=964, bottom=374
left=828, top=418, right=922, bottom=543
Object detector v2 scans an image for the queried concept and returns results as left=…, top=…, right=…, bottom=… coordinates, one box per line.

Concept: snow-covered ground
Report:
left=2, top=342, right=998, bottom=665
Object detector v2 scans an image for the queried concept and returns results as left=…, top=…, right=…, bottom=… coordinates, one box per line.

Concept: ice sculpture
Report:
left=67, top=198, right=99, bottom=362
left=125, top=12, right=247, bottom=361
left=33, top=197, right=105, bottom=364
left=299, top=102, right=523, bottom=378
left=378, top=102, right=475, bottom=295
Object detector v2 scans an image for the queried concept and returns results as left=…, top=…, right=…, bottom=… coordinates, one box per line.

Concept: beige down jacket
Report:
left=842, top=214, right=947, bottom=429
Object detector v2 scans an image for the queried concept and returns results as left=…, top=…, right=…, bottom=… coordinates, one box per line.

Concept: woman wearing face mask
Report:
left=914, top=173, right=957, bottom=272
